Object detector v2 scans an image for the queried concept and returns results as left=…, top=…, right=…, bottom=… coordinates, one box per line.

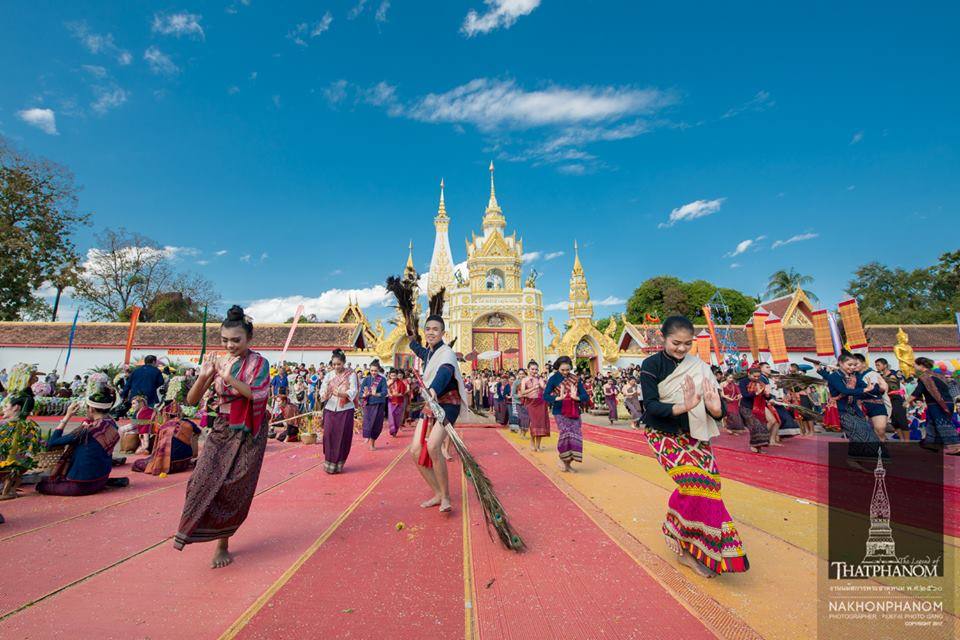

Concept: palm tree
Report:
left=765, top=268, right=819, bottom=302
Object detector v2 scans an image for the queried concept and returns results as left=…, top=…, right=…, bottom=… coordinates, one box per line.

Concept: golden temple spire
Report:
left=405, top=240, right=415, bottom=275
left=568, top=239, right=593, bottom=321
left=482, top=161, right=506, bottom=235
left=486, top=161, right=500, bottom=213
left=437, top=178, right=447, bottom=218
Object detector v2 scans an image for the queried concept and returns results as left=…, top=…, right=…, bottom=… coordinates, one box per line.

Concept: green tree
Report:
left=75, top=229, right=219, bottom=321
left=846, top=261, right=946, bottom=323
left=765, top=268, right=818, bottom=302
left=0, top=137, right=89, bottom=320
left=626, top=276, right=757, bottom=325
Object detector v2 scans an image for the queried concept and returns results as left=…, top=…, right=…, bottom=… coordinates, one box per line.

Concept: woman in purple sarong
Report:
left=603, top=378, right=618, bottom=424
left=360, top=360, right=388, bottom=450
left=319, top=349, right=357, bottom=473
left=543, top=356, right=589, bottom=472
left=175, top=305, right=271, bottom=569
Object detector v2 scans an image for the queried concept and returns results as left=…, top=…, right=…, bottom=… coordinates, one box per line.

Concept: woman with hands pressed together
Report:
left=639, top=316, right=749, bottom=579
left=173, top=305, right=271, bottom=569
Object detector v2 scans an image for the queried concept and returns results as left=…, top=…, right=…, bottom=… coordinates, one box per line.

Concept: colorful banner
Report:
left=198, top=305, right=208, bottom=365
left=837, top=298, right=868, bottom=350
left=695, top=330, right=712, bottom=364
left=701, top=305, right=723, bottom=366
left=753, top=310, right=770, bottom=356
left=62, top=309, right=80, bottom=376
left=123, top=306, right=141, bottom=365
left=811, top=309, right=834, bottom=357
left=280, top=304, right=305, bottom=361
left=764, top=316, right=789, bottom=364
left=745, top=318, right=759, bottom=362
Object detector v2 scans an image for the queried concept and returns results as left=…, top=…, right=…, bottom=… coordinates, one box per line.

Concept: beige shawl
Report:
left=657, top=354, right=722, bottom=441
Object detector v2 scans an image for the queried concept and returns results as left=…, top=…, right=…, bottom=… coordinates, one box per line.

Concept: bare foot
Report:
left=770, top=442, right=784, bottom=447
left=211, top=540, right=232, bottom=569
left=420, top=495, right=442, bottom=508
left=439, top=498, right=452, bottom=513
left=678, top=551, right=716, bottom=578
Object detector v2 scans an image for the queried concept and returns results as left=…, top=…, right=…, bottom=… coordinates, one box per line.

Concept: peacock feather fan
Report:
left=428, top=287, right=445, bottom=318
left=385, top=274, right=419, bottom=338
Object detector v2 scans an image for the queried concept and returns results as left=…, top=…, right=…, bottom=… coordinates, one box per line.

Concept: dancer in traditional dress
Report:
left=409, top=315, right=469, bottom=513
left=521, top=361, right=550, bottom=451
left=720, top=373, right=745, bottom=435
left=818, top=353, right=883, bottom=460
left=639, top=316, right=749, bottom=578
left=174, top=306, right=270, bottom=568
left=737, top=367, right=772, bottom=453
left=387, top=369, right=408, bottom=437
left=494, top=374, right=510, bottom=425
left=319, top=349, right=357, bottom=473
left=514, top=370, right=530, bottom=437
left=622, top=376, right=644, bottom=430
left=544, top=356, right=589, bottom=472
left=603, top=377, right=618, bottom=424
left=908, top=357, right=960, bottom=454
left=854, top=353, right=889, bottom=442
left=876, top=358, right=909, bottom=441
left=360, top=360, right=387, bottom=450
left=38, top=378, right=123, bottom=497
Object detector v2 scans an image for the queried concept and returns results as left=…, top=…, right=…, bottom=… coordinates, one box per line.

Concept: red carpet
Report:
left=235, top=445, right=465, bottom=639
left=463, top=429, right=714, bottom=639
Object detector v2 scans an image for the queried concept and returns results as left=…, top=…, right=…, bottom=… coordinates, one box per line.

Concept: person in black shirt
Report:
left=639, top=316, right=749, bottom=579
left=121, top=355, right=165, bottom=407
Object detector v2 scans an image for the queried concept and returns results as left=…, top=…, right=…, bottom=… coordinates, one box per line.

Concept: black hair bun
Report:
left=226, top=305, right=245, bottom=321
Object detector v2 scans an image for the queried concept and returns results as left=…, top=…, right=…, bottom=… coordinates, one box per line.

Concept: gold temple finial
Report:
left=572, top=239, right=583, bottom=274
left=437, top=178, right=447, bottom=217
left=486, top=160, right=500, bottom=212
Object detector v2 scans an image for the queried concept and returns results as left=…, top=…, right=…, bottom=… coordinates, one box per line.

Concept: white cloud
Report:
left=729, top=262, right=741, bottom=269
left=557, top=164, right=587, bottom=175
left=240, top=254, right=252, bottom=262
left=543, top=301, right=567, bottom=311
left=152, top=12, right=205, bottom=40
left=82, top=65, right=107, bottom=78
left=245, top=286, right=391, bottom=323
left=91, top=86, right=128, bottom=114
left=404, top=78, right=672, bottom=131
left=771, top=232, right=818, bottom=249
left=196, top=259, right=210, bottom=266
left=144, top=46, right=179, bottom=75
left=259, top=252, right=269, bottom=262
left=658, top=198, right=725, bottom=228
left=272, top=95, right=281, bottom=109
left=325, top=79, right=348, bottom=104
left=721, top=90, right=775, bottom=119
left=250, top=71, right=258, bottom=80
left=348, top=0, right=368, bottom=20
left=724, top=235, right=765, bottom=257
left=215, top=249, right=228, bottom=256
left=363, top=81, right=398, bottom=109
left=521, top=252, right=541, bottom=262
left=375, top=0, right=390, bottom=23
left=850, top=131, right=864, bottom=145
left=288, top=13, right=333, bottom=46
left=162, top=245, right=201, bottom=259
left=66, top=21, right=131, bottom=64
left=462, top=0, right=541, bottom=37
left=544, top=251, right=564, bottom=260
left=227, top=85, right=240, bottom=95
left=596, top=296, right=626, bottom=306
left=17, top=108, right=58, bottom=135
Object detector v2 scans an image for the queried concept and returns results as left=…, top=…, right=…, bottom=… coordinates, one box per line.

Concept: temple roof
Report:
left=617, top=323, right=960, bottom=353
left=754, top=288, right=815, bottom=326
left=0, top=322, right=366, bottom=351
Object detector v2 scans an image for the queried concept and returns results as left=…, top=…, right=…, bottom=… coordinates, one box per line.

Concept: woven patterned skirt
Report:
left=174, top=414, right=268, bottom=549
left=555, top=414, right=583, bottom=463
left=646, top=430, right=749, bottom=574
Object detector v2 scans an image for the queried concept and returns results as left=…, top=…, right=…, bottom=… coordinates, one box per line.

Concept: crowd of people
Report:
left=0, top=307, right=958, bottom=576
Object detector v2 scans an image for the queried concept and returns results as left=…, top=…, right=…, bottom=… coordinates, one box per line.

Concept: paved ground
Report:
left=0, top=416, right=956, bottom=639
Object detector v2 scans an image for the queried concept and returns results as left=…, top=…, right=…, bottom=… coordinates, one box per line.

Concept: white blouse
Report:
left=319, top=370, right=358, bottom=411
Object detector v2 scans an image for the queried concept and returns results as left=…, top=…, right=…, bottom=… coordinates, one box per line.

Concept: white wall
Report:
left=0, top=346, right=376, bottom=376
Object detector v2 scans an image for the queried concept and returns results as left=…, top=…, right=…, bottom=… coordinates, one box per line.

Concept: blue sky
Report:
left=2, top=0, right=958, bottom=327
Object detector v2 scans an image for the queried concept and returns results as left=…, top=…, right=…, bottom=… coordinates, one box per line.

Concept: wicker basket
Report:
left=119, top=433, right=140, bottom=454
left=300, top=433, right=318, bottom=445
left=32, top=448, right=65, bottom=474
